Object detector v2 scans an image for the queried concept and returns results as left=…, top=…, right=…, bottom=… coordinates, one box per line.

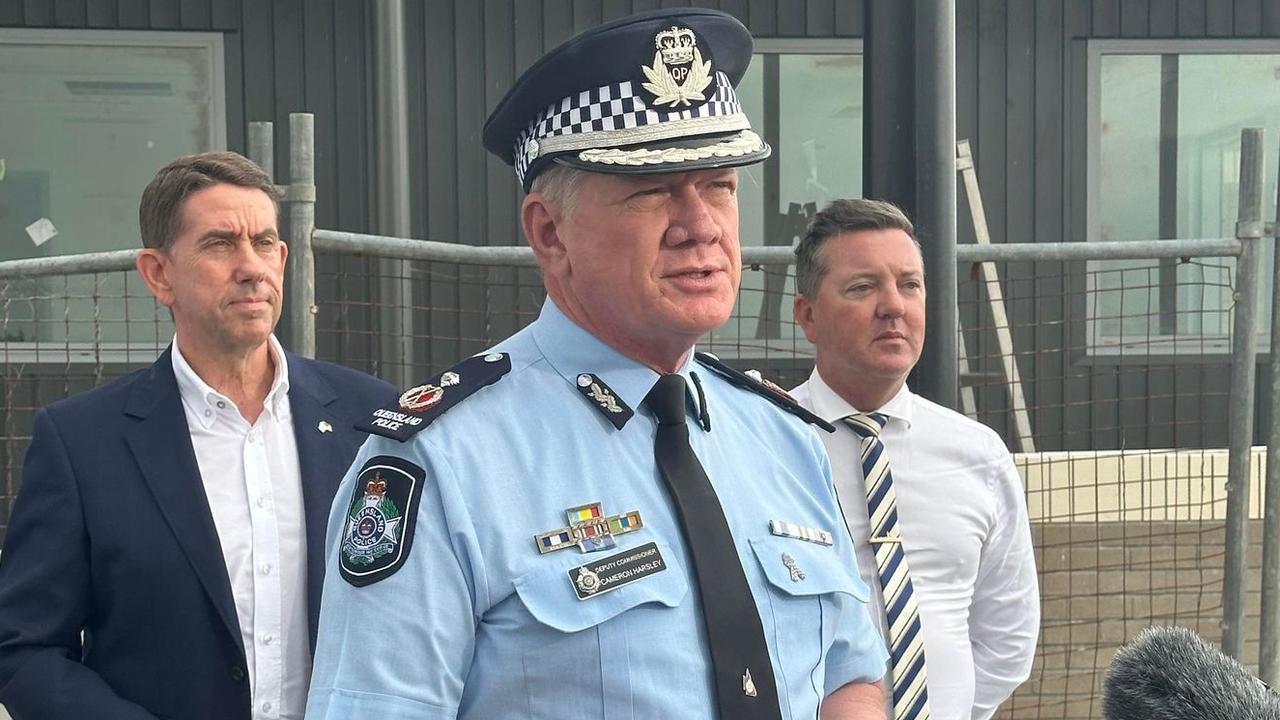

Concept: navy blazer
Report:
left=0, top=348, right=397, bottom=720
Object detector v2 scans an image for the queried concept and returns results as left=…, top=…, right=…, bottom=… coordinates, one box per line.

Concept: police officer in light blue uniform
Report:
left=307, top=8, right=889, bottom=720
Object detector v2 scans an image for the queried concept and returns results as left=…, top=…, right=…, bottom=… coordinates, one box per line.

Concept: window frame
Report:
left=1084, top=38, right=1278, bottom=358
left=705, top=37, right=862, bottom=363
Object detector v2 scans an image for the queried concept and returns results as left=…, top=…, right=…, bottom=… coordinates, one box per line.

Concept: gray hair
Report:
left=529, top=163, right=589, bottom=219
left=793, top=198, right=921, bottom=298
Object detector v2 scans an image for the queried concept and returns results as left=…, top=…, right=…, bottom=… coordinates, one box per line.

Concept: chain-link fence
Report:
left=1, top=121, right=1278, bottom=719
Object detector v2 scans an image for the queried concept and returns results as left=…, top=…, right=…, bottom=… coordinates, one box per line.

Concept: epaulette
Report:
left=358, top=352, right=512, bottom=442
left=694, top=351, right=835, bottom=433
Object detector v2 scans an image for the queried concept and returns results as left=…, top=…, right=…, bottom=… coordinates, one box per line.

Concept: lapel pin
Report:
left=318, top=421, right=333, bottom=433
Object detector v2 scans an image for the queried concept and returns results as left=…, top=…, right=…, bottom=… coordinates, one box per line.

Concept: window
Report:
left=706, top=39, right=863, bottom=358
left=1087, top=40, right=1280, bottom=355
left=0, top=29, right=224, bottom=356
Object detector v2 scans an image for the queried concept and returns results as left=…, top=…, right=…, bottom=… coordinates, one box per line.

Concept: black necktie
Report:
left=644, top=373, right=781, bottom=719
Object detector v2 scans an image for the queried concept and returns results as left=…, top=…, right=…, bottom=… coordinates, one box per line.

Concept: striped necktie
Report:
left=844, top=413, right=930, bottom=720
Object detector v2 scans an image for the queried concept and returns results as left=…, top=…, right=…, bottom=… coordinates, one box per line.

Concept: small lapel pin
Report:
left=318, top=421, right=333, bottom=433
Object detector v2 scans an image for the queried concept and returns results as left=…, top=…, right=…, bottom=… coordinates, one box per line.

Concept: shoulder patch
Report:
left=358, top=352, right=512, bottom=441
left=694, top=351, right=835, bottom=432
left=339, top=455, right=427, bottom=587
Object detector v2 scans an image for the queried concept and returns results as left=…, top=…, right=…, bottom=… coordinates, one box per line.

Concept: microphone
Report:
left=1103, top=626, right=1280, bottom=720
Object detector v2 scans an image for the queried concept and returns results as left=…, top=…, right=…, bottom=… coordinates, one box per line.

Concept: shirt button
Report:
left=262, top=701, right=272, bottom=713
left=229, top=665, right=245, bottom=682
left=260, top=564, right=271, bottom=575
left=256, top=497, right=267, bottom=508
left=204, top=409, right=212, bottom=418
left=262, top=633, right=274, bottom=645
left=216, top=400, right=226, bottom=409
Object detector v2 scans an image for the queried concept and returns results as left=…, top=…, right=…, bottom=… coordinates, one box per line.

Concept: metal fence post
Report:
left=1261, top=138, right=1280, bottom=683
left=1223, top=127, right=1265, bottom=660
left=286, top=113, right=317, bottom=358
left=373, top=0, right=414, bottom=387
left=914, top=0, right=959, bottom=410
left=248, top=121, right=274, bottom=181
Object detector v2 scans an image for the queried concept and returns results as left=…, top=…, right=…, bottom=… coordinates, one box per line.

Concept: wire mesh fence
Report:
left=0, top=239, right=1268, bottom=720
left=312, top=249, right=819, bottom=388
left=956, top=255, right=1262, bottom=718
left=0, top=269, right=170, bottom=546
left=308, top=239, right=1264, bottom=720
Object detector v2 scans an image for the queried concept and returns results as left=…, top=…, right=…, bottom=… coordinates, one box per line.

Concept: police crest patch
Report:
left=339, top=455, right=426, bottom=587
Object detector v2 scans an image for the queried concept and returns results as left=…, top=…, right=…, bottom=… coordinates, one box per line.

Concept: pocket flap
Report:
left=749, top=535, right=870, bottom=602
left=513, top=540, right=689, bottom=633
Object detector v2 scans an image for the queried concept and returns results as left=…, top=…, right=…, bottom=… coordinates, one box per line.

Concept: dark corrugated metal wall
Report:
left=954, top=0, right=1280, bottom=451
left=3, top=0, right=1278, bottom=449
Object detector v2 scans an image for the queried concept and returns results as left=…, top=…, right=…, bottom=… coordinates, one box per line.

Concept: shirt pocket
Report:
left=748, top=535, right=870, bottom=714
left=511, top=541, right=689, bottom=719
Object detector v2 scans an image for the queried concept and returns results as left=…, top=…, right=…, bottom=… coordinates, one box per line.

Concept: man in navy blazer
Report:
left=0, top=152, right=396, bottom=720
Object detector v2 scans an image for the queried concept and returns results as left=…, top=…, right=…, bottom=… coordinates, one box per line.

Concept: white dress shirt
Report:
left=793, top=370, right=1039, bottom=720
left=173, top=335, right=310, bottom=720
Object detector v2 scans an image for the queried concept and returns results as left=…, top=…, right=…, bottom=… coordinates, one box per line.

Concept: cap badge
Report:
left=642, top=25, right=712, bottom=108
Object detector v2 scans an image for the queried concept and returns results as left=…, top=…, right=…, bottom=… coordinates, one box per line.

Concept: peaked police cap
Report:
left=482, top=8, right=770, bottom=191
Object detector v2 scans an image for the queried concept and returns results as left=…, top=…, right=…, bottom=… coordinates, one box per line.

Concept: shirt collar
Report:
left=171, top=334, right=291, bottom=428
left=804, top=367, right=914, bottom=431
left=530, top=299, right=703, bottom=428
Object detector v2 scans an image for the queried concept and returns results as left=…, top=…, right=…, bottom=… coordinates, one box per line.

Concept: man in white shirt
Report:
left=791, top=198, right=1039, bottom=720
left=0, top=152, right=395, bottom=720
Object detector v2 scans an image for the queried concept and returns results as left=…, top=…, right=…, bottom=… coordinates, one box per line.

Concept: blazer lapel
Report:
left=123, top=349, right=243, bottom=652
left=285, top=354, right=353, bottom=648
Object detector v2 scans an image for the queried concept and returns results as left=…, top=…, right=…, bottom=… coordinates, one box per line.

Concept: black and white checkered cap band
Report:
left=513, top=71, right=748, bottom=186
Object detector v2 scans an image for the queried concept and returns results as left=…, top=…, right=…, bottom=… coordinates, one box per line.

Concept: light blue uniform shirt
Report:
left=307, top=300, right=887, bottom=719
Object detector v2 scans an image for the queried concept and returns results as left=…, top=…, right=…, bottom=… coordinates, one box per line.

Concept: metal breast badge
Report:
left=567, top=541, right=667, bottom=600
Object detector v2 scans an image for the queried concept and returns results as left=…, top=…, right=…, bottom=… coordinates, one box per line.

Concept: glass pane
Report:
left=1096, top=55, right=1161, bottom=340
left=0, top=33, right=220, bottom=346
left=1095, top=51, right=1280, bottom=343
left=715, top=52, right=862, bottom=353
left=777, top=54, right=863, bottom=210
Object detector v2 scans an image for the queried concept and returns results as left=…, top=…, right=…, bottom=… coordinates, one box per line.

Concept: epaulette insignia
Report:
left=358, top=352, right=512, bottom=441
left=574, top=373, right=635, bottom=430
left=693, top=351, right=835, bottom=433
